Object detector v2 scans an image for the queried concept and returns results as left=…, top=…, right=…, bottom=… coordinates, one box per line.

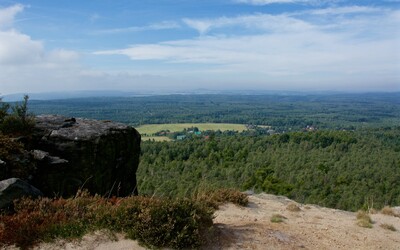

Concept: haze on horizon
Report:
left=0, top=0, right=399, bottom=95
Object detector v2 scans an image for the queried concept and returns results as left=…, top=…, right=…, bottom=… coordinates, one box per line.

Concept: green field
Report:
left=136, top=123, right=248, bottom=135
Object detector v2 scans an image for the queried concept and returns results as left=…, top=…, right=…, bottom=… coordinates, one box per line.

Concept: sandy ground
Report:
left=7, top=193, right=399, bottom=249
left=203, top=193, right=400, bottom=250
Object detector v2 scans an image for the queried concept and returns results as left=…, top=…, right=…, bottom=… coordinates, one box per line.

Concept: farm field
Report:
left=135, top=123, right=248, bottom=135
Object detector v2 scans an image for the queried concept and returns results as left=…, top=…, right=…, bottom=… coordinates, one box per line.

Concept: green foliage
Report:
left=138, top=128, right=400, bottom=211
left=0, top=95, right=35, bottom=136
left=271, top=214, right=286, bottom=223
left=0, top=189, right=224, bottom=249
left=0, top=97, right=10, bottom=123
left=243, top=168, right=293, bottom=196
left=356, top=210, right=373, bottom=228
left=0, top=134, right=35, bottom=180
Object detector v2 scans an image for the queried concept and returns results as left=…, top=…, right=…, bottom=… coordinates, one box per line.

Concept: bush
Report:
left=286, top=202, right=301, bottom=212
left=380, top=223, right=396, bottom=231
left=356, top=210, right=373, bottom=228
left=195, top=188, right=248, bottom=209
left=0, top=190, right=215, bottom=249
left=0, top=95, right=35, bottom=136
left=0, top=134, right=35, bottom=180
left=270, top=214, right=286, bottom=223
left=380, top=206, right=399, bottom=217
left=0, top=98, right=9, bottom=123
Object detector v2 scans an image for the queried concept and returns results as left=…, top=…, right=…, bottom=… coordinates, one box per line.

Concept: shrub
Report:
left=356, top=210, right=373, bottom=228
left=380, top=223, right=396, bottom=231
left=195, top=188, right=248, bottom=209
left=286, top=202, right=301, bottom=212
left=0, top=97, right=9, bottom=123
left=0, top=190, right=215, bottom=249
left=0, top=95, right=35, bottom=136
left=380, top=206, right=399, bottom=217
left=270, top=214, right=286, bottom=223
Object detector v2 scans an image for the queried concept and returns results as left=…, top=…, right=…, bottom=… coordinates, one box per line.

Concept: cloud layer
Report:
left=95, top=6, right=400, bottom=91
left=0, top=2, right=399, bottom=94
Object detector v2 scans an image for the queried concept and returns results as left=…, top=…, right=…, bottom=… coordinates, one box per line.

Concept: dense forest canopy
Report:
left=137, top=128, right=400, bottom=211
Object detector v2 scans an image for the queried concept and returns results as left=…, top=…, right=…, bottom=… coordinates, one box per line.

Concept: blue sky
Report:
left=0, top=0, right=399, bottom=95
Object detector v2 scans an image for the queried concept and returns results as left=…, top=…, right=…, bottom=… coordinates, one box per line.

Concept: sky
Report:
left=0, top=0, right=399, bottom=95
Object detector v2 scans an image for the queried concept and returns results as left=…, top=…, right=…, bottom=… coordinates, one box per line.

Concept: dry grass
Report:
left=380, top=206, right=399, bottom=217
left=195, top=188, right=249, bottom=209
left=286, top=202, right=301, bottom=212
left=380, top=223, right=397, bottom=231
left=356, top=210, right=373, bottom=228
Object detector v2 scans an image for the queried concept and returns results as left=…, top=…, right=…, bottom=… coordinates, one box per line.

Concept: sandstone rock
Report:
left=32, top=149, right=69, bottom=164
left=0, top=178, right=43, bottom=209
left=31, top=115, right=141, bottom=197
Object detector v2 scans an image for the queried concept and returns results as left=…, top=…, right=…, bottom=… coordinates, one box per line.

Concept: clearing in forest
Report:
left=136, top=123, right=248, bottom=135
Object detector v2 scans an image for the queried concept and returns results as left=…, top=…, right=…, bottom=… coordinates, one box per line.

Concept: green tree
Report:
left=0, top=95, right=35, bottom=135
left=0, top=96, right=10, bottom=123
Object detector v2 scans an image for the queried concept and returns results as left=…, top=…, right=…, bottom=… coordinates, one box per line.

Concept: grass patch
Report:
left=380, top=223, right=397, bottom=231
left=0, top=188, right=247, bottom=249
left=356, top=210, right=373, bottom=228
left=286, top=202, right=301, bottom=212
left=136, top=123, right=248, bottom=135
left=380, top=206, right=399, bottom=217
left=271, top=214, right=287, bottom=223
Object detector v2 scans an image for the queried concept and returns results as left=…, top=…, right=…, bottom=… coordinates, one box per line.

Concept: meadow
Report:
left=136, top=123, right=248, bottom=135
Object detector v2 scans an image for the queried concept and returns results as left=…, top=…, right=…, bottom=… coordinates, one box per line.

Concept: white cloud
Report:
left=0, top=4, right=86, bottom=94
left=0, top=4, right=24, bottom=29
left=234, top=0, right=311, bottom=5
left=92, top=21, right=180, bottom=35
left=0, top=29, right=43, bottom=65
left=0, top=4, right=182, bottom=95
left=309, top=6, right=384, bottom=15
left=95, top=6, right=400, bottom=91
left=183, top=14, right=313, bottom=35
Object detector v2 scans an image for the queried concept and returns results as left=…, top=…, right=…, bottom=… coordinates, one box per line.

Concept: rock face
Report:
left=31, top=115, right=141, bottom=197
left=0, top=178, right=43, bottom=209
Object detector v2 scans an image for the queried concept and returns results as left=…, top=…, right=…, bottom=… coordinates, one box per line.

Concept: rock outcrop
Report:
left=0, top=178, right=43, bottom=209
left=29, top=115, right=141, bottom=197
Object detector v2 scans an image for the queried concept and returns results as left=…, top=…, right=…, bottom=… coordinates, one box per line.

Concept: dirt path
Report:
left=204, top=193, right=400, bottom=249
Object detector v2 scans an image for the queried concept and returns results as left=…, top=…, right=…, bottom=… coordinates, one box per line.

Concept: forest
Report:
left=137, top=128, right=400, bottom=211
left=27, top=93, right=400, bottom=211
left=28, top=93, right=400, bottom=131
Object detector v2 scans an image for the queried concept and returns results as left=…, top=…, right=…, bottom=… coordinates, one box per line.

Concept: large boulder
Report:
left=0, top=178, right=43, bottom=209
left=31, top=115, right=141, bottom=197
